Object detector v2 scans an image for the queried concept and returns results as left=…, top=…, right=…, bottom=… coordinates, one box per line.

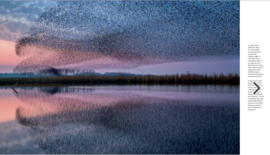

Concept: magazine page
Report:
left=0, top=0, right=268, bottom=155
left=241, top=1, right=270, bottom=155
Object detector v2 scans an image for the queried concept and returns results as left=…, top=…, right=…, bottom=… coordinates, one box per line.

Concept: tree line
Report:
left=0, top=73, right=239, bottom=85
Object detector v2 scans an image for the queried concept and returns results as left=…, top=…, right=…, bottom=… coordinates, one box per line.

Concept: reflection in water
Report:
left=12, top=86, right=239, bottom=154
left=0, top=121, right=41, bottom=154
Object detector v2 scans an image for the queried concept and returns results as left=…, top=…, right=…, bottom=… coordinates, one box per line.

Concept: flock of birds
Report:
left=14, top=1, right=239, bottom=73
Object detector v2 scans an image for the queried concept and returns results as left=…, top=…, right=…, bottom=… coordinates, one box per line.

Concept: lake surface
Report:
left=0, top=85, right=239, bottom=154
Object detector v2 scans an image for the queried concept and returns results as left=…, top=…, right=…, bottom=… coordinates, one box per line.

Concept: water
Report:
left=0, top=85, right=239, bottom=154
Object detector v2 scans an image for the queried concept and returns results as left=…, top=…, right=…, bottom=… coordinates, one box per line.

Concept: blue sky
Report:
left=0, top=1, right=56, bottom=41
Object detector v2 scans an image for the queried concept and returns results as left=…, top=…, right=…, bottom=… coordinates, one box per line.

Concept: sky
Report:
left=0, top=1, right=56, bottom=72
left=0, top=1, right=239, bottom=75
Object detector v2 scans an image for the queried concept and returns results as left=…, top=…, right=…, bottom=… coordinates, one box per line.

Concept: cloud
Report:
left=0, top=1, right=56, bottom=41
left=0, top=15, right=32, bottom=25
left=0, top=16, right=30, bottom=41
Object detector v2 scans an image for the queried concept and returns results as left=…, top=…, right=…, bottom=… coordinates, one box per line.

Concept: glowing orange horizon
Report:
left=0, top=40, right=24, bottom=66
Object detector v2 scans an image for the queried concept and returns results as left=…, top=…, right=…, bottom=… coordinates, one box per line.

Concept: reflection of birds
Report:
left=14, top=87, right=240, bottom=154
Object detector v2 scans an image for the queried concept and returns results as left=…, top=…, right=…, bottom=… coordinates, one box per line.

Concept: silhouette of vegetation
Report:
left=0, top=73, right=239, bottom=85
left=39, top=67, right=61, bottom=76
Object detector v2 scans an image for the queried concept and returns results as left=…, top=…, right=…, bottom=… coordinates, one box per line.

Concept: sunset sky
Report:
left=0, top=1, right=239, bottom=75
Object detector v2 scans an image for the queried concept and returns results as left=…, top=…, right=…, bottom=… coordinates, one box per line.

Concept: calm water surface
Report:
left=0, top=85, right=239, bottom=154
